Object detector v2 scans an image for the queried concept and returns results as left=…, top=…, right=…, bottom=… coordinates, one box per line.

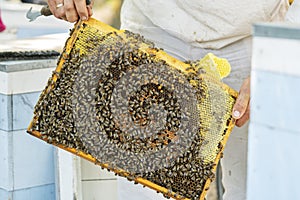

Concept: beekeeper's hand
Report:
left=232, top=77, right=250, bottom=127
left=48, top=0, right=93, bottom=22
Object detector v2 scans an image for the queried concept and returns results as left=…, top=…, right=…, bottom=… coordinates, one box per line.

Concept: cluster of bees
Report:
left=30, top=27, right=223, bottom=199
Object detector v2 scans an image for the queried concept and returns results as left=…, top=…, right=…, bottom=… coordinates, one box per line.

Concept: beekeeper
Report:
left=48, top=0, right=298, bottom=199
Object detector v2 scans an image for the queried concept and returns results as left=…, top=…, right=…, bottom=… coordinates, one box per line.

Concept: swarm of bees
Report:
left=28, top=19, right=237, bottom=200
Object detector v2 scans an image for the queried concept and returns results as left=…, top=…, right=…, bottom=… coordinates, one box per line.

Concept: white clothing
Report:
left=116, top=32, right=251, bottom=200
left=118, top=1, right=290, bottom=200
left=121, top=0, right=289, bottom=49
left=116, top=25, right=251, bottom=200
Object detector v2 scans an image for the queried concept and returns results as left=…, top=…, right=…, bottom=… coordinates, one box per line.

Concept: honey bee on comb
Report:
left=28, top=18, right=238, bottom=200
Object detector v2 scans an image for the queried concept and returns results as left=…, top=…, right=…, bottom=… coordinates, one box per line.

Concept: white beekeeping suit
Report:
left=121, top=0, right=289, bottom=50
left=118, top=1, right=290, bottom=200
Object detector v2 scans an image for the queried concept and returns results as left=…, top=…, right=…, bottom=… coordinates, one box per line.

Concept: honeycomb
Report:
left=27, top=18, right=238, bottom=200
